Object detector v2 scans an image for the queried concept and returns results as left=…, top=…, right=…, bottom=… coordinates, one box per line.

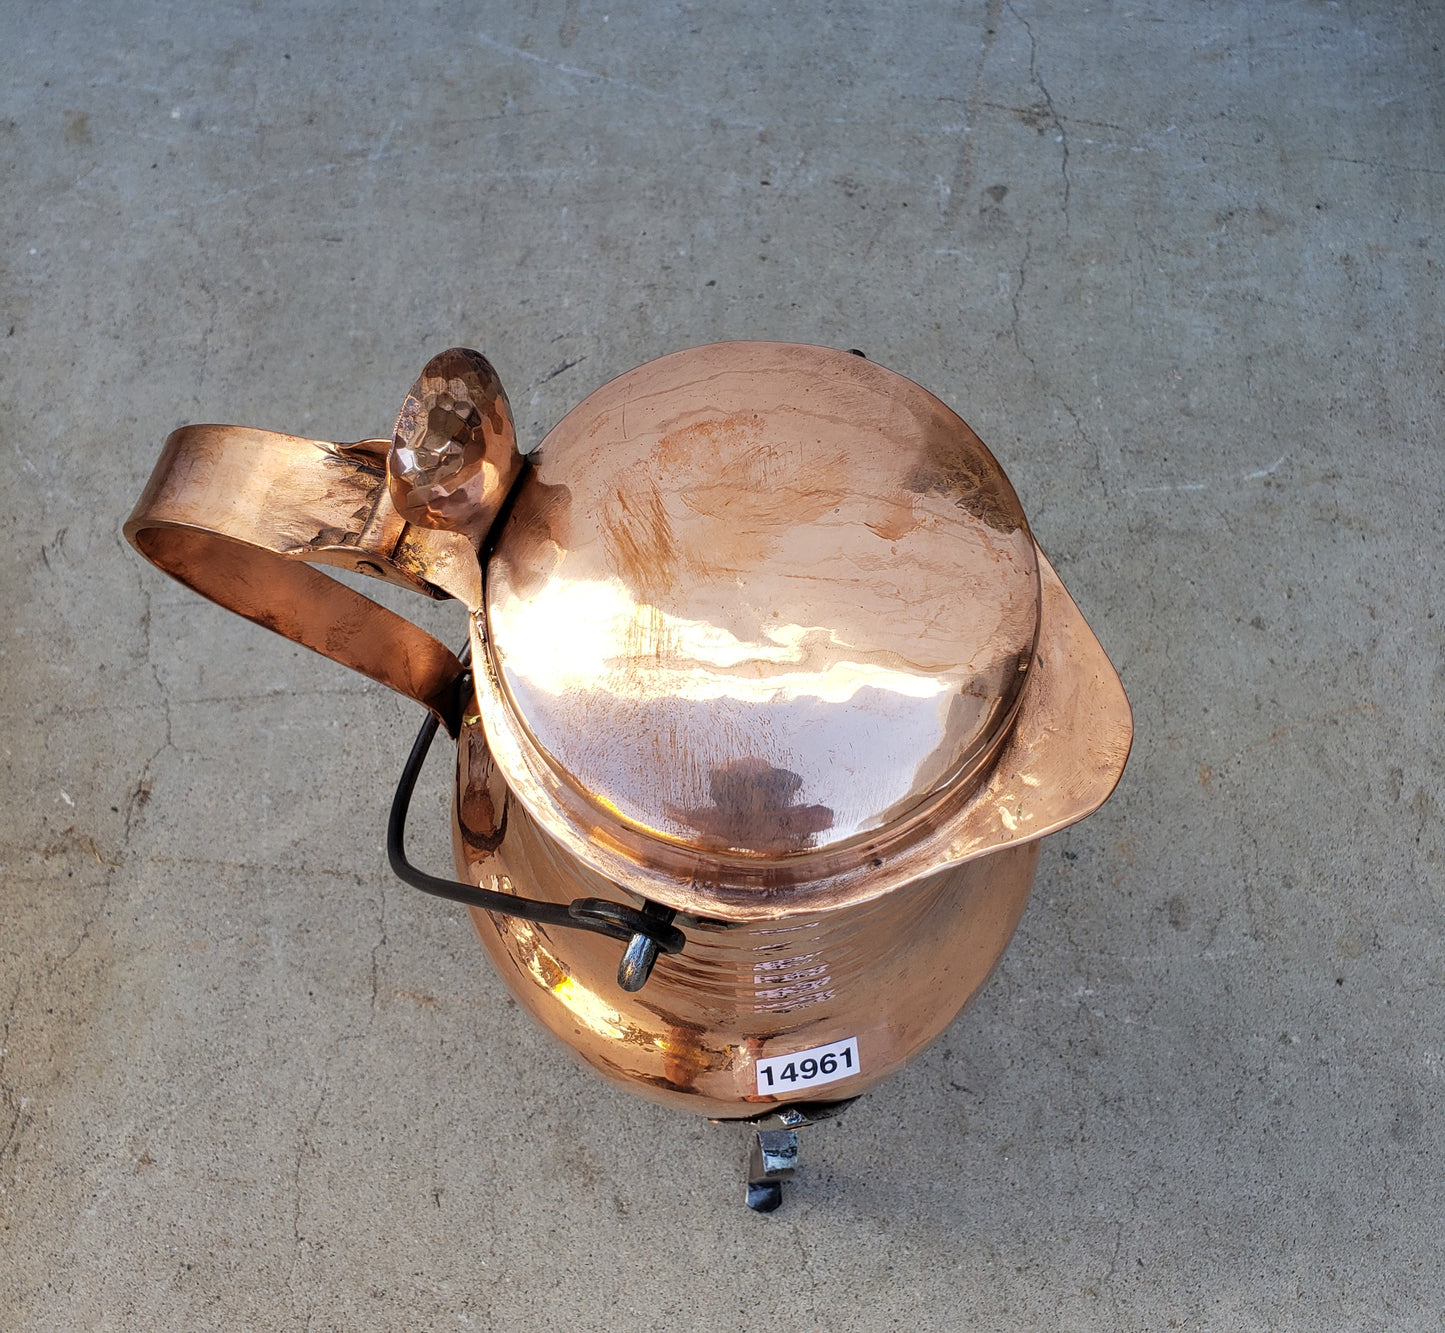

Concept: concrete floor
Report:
left=2, top=0, right=1442, bottom=1327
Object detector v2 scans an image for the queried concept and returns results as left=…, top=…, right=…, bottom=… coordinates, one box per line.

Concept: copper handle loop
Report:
left=125, top=425, right=483, bottom=734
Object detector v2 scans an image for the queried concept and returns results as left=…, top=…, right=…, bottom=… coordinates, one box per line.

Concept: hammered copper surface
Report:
left=387, top=347, right=523, bottom=546
left=483, top=343, right=1040, bottom=867
left=125, top=425, right=480, bottom=726
left=470, top=539, right=1127, bottom=926
left=471, top=343, right=1130, bottom=918
left=452, top=714, right=1040, bottom=1117
left=126, top=341, right=1132, bottom=1118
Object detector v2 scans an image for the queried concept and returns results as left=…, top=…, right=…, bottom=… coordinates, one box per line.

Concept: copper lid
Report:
left=471, top=342, right=1130, bottom=917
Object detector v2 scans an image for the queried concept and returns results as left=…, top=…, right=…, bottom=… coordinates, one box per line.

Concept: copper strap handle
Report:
left=125, top=425, right=483, bottom=733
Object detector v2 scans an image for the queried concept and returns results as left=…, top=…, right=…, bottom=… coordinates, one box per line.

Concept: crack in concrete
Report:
left=1007, top=0, right=1072, bottom=231
left=36, top=684, right=362, bottom=723
left=0, top=974, right=27, bottom=1189
left=370, top=884, right=388, bottom=1016
left=43, top=876, right=115, bottom=982
left=1105, top=1216, right=1125, bottom=1296
left=1056, top=395, right=1110, bottom=501
left=289, top=1079, right=328, bottom=1287
left=1009, top=239, right=1109, bottom=497
left=943, top=0, right=1004, bottom=223
left=1011, top=235, right=1033, bottom=360
left=124, top=536, right=175, bottom=851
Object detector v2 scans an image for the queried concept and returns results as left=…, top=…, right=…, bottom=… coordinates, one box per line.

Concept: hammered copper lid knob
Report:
left=387, top=347, right=524, bottom=547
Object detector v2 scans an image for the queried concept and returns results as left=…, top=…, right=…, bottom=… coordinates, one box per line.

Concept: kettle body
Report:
left=457, top=707, right=1041, bottom=1117
left=127, top=341, right=1131, bottom=1128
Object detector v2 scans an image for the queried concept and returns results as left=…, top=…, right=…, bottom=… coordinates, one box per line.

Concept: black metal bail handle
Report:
left=386, top=672, right=685, bottom=991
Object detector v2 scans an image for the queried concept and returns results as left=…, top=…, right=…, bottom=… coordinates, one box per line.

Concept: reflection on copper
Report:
left=667, top=758, right=833, bottom=854
left=458, top=767, right=1042, bottom=1117
left=485, top=469, right=573, bottom=600
left=905, top=422, right=1027, bottom=532
left=387, top=347, right=523, bottom=547
left=470, top=343, right=1124, bottom=918
left=124, top=425, right=481, bottom=729
left=752, top=950, right=835, bottom=1013
left=492, top=576, right=960, bottom=704
left=454, top=722, right=508, bottom=855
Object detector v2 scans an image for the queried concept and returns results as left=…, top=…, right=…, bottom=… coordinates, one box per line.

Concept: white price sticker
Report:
left=755, top=1036, right=861, bottom=1096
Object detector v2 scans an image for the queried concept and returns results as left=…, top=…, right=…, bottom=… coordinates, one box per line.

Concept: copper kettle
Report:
left=127, top=342, right=1131, bottom=1209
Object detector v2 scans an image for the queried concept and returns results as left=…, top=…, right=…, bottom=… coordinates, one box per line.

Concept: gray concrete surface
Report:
left=2, top=0, right=1442, bottom=1328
